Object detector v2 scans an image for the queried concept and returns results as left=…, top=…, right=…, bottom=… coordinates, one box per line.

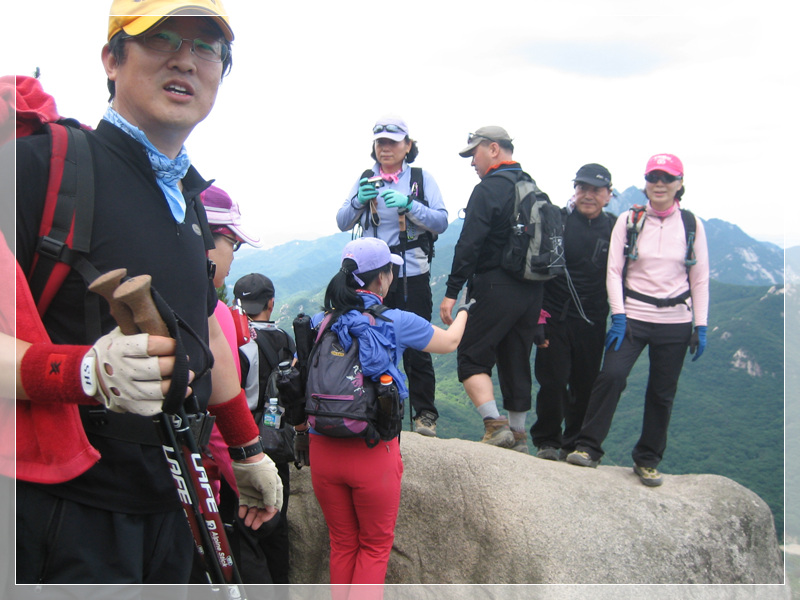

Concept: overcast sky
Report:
left=5, top=0, right=799, bottom=248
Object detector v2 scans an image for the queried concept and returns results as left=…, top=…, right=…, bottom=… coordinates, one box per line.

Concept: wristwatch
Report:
left=228, top=437, right=264, bottom=461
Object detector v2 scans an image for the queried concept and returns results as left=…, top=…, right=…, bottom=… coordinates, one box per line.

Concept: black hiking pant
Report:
left=17, top=481, right=193, bottom=586
left=384, top=271, right=437, bottom=420
left=531, top=314, right=606, bottom=451
left=573, top=319, right=692, bottom=467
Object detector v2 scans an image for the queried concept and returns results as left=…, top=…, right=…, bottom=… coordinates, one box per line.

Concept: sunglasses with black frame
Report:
left=217, top=233, right=242, bottom=252
left=644, top=171, right=682, bottom=184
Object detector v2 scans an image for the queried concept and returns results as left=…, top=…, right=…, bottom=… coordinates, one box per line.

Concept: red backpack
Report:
left=5, top=74, right=99, bottom=318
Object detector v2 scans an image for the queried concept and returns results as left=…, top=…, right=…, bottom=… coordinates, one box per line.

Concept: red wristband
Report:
left=20, top=343, right=96, bottom=405
left=207, top=390, right=258, bottom=447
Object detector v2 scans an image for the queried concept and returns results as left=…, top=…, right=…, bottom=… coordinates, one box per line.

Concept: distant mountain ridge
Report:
left=229, top=190, right=784, bottom=296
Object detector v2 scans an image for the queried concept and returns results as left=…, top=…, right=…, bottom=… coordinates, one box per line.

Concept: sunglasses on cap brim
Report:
left=467, top=133, right=496, bottom=145
left=373, top=124, right=406, bottom=135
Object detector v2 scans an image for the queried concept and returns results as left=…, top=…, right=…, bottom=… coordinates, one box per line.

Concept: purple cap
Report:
left=342, top=238, right=403, bottom=284
left=200, top=185, right=262, bottom=248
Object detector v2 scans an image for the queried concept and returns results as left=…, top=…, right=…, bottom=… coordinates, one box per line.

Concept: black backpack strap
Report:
left=680, top=209, right=697, bottom=267
left=409, top=167, right=439, bottom=262
left=192, top=192, right=216, bottom=252
left=365, top=304, right=393, bottom=323
left=239, top=347, right=251, bottom=387
left=410, top=167, right=426, bottom=206
left=253, top=333, right=281, bottom=412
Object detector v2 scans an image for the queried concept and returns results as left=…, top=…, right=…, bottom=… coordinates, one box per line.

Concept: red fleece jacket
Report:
left=12, top=244, right=100, bottom=483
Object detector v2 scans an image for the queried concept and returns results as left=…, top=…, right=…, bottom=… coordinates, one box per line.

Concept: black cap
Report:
left=574, top=163, right=612, bottom=188
left=233, top=273, right=275, bottom=315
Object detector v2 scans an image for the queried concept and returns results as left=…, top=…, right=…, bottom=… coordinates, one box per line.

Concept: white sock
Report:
left=477, top=401, right=501, bottom=420
left=507, top=410, right=528, bottom=432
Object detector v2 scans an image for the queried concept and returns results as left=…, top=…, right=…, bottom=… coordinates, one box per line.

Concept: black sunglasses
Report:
left=645, top=171, right=682, bottom=184
left=373, top=124, right=406, bottom=135
left=218, top=233, right=242, bottom=251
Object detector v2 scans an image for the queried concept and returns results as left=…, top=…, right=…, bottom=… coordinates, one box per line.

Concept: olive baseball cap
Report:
left=108, top=0, right=234, bottom=42
left=459, top=126, right=512, bottom=157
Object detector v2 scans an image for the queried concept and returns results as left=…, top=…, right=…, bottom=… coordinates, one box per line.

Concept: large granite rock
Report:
left=286, top=432, right=784, bottom=589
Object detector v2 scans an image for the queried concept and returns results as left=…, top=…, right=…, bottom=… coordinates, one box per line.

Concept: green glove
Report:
left=357, top=178, right=379, bottom=205
left=382, top=189, right=411, bottom=209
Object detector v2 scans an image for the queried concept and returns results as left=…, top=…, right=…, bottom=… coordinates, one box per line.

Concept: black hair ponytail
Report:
left=323, top=258, right=393, bottom=319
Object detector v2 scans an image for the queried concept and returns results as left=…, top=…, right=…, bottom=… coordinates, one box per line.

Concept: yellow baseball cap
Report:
left=108, top=0, right=234, bottom=42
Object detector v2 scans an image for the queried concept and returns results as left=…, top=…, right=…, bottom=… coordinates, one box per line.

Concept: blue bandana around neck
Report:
left=103, top=107, right=191, bottom=222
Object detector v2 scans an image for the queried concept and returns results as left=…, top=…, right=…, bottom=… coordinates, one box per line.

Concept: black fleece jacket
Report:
left=445, top=162, right=527, bottom=298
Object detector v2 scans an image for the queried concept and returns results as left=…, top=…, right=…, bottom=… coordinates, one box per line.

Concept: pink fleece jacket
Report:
left=607, top=205, right=709, bottom=326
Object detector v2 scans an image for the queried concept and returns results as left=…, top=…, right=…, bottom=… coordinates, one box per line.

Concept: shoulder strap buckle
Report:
left=35, top=235, right=70, bottom=262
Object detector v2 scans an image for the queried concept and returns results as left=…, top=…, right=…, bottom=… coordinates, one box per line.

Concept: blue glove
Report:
left=605, top=314, right=627, bottom=351
left=690, top=325, right=707, bottom=361
left=357, top=178, right=379, bottom=205
left=382, top=189, right=412, bottom=210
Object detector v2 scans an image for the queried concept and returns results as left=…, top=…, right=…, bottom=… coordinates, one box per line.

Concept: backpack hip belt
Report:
left=624, top=287, right=691, bottom=308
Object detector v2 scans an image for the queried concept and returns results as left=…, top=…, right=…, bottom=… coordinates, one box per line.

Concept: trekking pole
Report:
left=398, top=210, right=408, bottom=304
left=91, top=271, right=247, bottom=598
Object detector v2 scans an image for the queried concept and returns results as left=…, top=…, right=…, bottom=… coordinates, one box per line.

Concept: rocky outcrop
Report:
left=287, top=433, right=784, bottom=588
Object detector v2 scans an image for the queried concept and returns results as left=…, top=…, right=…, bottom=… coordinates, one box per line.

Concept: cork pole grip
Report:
left=88, top=268, right=138, bottom=335
left=113, top=275, right=169, bottom=337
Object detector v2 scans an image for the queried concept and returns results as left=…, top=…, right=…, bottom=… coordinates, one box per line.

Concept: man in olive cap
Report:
left=440, top=127, right=546, bottom=453
left=16, top=0, right=282, bottom=584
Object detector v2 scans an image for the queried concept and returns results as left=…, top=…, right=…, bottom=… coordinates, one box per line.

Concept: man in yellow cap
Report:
left=16, top=0, right=283, bottom=585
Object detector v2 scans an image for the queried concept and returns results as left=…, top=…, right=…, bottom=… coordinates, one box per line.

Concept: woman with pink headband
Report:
left=566, top=153, right=710, bottom=487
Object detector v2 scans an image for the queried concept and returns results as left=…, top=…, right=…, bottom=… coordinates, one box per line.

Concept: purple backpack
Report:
left=304, top=306, right=401, bottom=447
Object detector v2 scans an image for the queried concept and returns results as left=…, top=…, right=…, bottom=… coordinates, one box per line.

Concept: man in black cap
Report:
left=233, top=273, right=298, bottom=583
left=235, top=274, right=296, bottom=413
left=530, top=163, right=616, bottom=460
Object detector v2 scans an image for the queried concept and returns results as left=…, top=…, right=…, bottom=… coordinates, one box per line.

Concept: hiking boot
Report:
left=536, top=446, right=560, bottom=461
left=511, top=431, right=529, bottom=454
left=566, top=449, right=599, bottom=468
left=634, top=464, right=664, bottom=487
left=480, top=417, right=515, bottom=448
left=414, top=411, right=437, bottom=437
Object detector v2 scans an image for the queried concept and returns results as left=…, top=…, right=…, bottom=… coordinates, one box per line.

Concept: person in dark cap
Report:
left=440, top=126, right=546, bottom=453
left=234, top=272, right=298, bottom=583
left=530, top=163, right=616, bottom=461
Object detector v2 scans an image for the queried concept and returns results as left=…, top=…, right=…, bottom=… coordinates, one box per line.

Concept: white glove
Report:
left=232, top=455, right=284, bottom=512
left=81, top=327, right=164, bottom=416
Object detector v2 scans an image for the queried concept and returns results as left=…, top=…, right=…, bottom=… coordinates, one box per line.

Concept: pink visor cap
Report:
left=645, top=154, right=684, bottom=177
left=200, top=185, right=262, bottom=248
